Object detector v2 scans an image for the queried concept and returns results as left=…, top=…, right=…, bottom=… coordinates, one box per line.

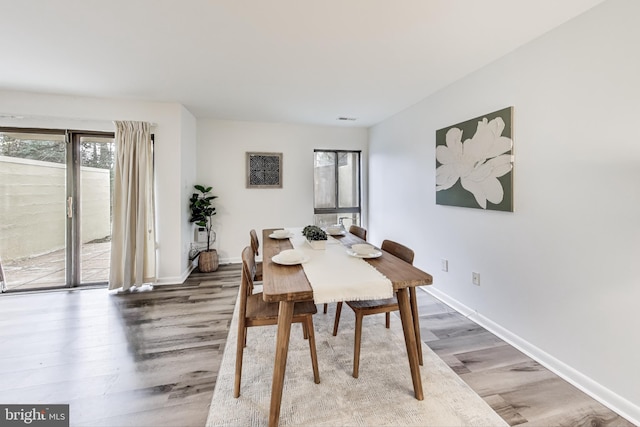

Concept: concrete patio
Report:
left=1, top=242, right=110, bottom=292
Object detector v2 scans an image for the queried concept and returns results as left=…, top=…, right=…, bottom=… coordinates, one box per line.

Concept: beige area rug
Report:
left=206, top=299, right=508, bottom=427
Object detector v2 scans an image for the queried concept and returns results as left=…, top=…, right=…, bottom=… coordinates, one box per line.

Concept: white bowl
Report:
left=272, top=229, right=290, bottom=238
left=326, top=225, right=343, bottom=234
left=277, top=249, right=304, bottom=263
left=351, top=243, right=375, bottom=255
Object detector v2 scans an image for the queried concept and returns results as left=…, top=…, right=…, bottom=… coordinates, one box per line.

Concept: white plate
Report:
left=346, top=249, right=382, bottom=259
left=327, top=230, right=346, bottom=236
left=272, top=254, right=310, bottom=265
left=269, top=233, right=294, bottom=239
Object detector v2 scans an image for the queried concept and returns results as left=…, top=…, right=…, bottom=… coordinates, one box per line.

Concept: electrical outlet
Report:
left=441, top=259, right=448, bottom=272
left=472, top=272, right=480, bottom=286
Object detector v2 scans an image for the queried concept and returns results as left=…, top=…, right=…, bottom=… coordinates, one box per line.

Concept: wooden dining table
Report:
left=261, top=228, right=433, bottom=427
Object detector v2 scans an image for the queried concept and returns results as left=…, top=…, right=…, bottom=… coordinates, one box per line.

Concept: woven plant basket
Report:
left=198, top=249, right=219, bottom=272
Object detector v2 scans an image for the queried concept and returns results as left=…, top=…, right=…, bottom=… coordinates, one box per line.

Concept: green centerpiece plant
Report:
left=302, top=225, right=327, bottom=249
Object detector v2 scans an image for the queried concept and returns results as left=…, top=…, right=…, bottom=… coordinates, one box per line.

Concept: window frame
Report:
left=313, top=149, right=361, bottom=217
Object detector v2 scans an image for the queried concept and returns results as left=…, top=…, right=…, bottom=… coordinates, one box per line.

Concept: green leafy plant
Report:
left=189, top=185, right=217, bottom=253
left=302, top=225, right=327, bottom=241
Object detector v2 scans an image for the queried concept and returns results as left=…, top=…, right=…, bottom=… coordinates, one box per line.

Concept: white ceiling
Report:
left=0, top=0, right=605, bottom=127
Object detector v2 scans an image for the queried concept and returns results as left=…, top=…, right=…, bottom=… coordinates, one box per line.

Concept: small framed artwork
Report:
left=435, top=107, right=514, bottom=211
left=246, top=152, right=283, bottom=188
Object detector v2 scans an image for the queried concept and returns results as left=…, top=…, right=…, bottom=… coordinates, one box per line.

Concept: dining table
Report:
left=261, top=228, right=433, bottom=427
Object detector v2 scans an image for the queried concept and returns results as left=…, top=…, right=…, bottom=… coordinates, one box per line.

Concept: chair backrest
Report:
left=381, top=240, right=414, bottom=265
left=241, top=246, right=256, bottom=298
left=349, top=225, right=367, bottom=241
left=249, top=229, right=260, bottom=256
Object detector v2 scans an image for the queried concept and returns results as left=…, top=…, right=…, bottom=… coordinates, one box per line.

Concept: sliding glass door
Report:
left=0, top=128, right=114, bottom=292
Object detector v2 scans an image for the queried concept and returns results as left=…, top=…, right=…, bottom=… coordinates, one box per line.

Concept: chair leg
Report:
left=353, top=312, right=363, bottom=378
left=409, top=287, right=423, bottom=366
left=323, top=303, right=328, bottom=314
left=385, top=312, right=390, bottom=329
left=305, top=316, right=320, bottom=384
left=332, top=301, right=343, bottom=336
left=302, top=321, right=309, bottom=340
left=234, top=319, right=246, bottom=398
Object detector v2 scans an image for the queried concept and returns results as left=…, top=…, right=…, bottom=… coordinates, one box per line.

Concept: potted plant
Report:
left=189, top=184, right=218, bottom=272
left=302, top=225, right=327, bottom=250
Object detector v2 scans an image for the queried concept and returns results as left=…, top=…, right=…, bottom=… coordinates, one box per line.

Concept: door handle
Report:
left=67, top=197, right=73, bottom=218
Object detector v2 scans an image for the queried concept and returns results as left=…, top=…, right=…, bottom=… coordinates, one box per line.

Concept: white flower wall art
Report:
left=435, top=107, right=514, bottom=211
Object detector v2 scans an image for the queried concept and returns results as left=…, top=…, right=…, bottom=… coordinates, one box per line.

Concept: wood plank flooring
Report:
left=0, top=265, right=634, bottom=426
left=0, top=265, right=240, bottom=427
left=417, top=293, right=634, bottom=427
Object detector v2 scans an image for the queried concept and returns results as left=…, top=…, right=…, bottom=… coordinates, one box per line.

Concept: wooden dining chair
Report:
left=249, top=229, right=263, bottom=282
left=323, top=224, right=368, bottom=315
left=332, top=239, right=423, bottom=378
left=348, top=224, right=367, bottom=241
left=234, top=246, right=320, bottom=398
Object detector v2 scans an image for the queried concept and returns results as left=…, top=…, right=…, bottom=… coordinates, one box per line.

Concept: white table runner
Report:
left=288, top=229, right=393, bottom=304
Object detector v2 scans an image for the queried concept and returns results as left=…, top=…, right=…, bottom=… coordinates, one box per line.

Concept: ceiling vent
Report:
left=337, top=117, right=357, bottom=121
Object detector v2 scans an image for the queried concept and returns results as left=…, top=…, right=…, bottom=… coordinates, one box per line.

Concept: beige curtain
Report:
left=0, top=256, right=6, bottom=292
left=109, top=121, right=156, bottom=291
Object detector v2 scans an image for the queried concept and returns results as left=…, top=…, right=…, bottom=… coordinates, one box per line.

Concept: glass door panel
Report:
left=78, top=135, right=114, bottom=285
left=0, top=131, right=68, bottom=291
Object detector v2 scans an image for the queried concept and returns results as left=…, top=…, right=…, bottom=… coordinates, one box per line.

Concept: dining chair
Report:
left=323, top=224, right=368, bottom=315
left=348, top=224, right=367, bottom=241
left=234, top=246, right=320, bottom=398
left=249, top=229, right=263, bottom=282
left=332, top=239, right=423, bottom=378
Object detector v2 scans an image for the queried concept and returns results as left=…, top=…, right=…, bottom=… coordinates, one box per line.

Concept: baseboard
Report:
left=154, top=259, right=241, bottom=286
left=423, top=286, right=640, bottom=426
left=155, top=265, right=195, bottom=285
left=220, top=256, right=240, bottom=265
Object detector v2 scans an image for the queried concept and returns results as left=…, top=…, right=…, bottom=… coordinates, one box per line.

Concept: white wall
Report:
left=0, top=90, right=196, bottom=284
left=179, top=106, right=198, bottom=275
left=368, top=0, right=639, bottom=422
left=196, top=119, right=368, bottom=263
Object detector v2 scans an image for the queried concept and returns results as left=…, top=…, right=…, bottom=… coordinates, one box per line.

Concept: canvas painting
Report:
left=435, top=107, right=514, bottom=211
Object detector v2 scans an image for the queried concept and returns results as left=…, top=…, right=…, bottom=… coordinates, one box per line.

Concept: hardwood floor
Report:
left=0, top=265, right=240, bottom=427
left=416, top=293, right=634, bottom=427
left=0, top=265, right=634, bottom=426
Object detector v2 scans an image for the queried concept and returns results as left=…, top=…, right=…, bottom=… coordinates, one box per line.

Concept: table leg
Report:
left=269, top=300, right=294, bottom=427
left=409, top=287, right=423, bottom=366
left=397, top=287, right=424, bottom=400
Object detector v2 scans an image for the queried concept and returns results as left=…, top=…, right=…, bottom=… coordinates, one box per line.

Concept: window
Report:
left=313, top=150, right=361, bottom=228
